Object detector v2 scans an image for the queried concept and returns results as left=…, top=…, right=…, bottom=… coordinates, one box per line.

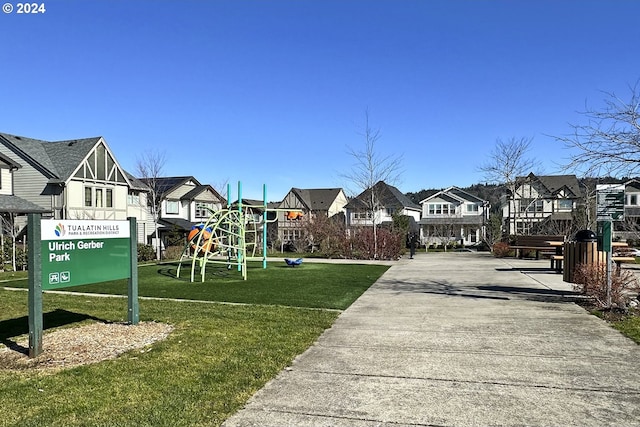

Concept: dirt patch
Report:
left=0, top=321, right=173, bottom=372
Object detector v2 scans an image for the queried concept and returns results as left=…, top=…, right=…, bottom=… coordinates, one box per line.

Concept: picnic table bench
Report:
left=510, top=235, right=565, bottom=260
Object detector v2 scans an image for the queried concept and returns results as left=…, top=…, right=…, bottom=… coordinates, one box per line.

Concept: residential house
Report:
left=141, top=176, right=225, bottom=249
left=419, top=186, right=489, bottom=247
left=276, top=187, right=348, bottom=246
left=345, top=181, right=421, bottom=229
left=502, top=173, right=583, bottom=236
left=0, top=132, right=149, bottom=243
left=611, top=179, right=640, bottom=241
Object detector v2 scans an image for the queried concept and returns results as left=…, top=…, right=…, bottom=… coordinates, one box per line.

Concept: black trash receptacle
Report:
left=574, top=229, right=597, bottom=242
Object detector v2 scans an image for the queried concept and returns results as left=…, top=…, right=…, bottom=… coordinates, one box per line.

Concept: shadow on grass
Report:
left=0, top=309, right=106, bottom=356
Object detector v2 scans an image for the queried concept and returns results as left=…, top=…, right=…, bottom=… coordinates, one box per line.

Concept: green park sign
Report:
left=28, top=215, right=139, bottom=358
left=41, top=219, right=131, bottom=289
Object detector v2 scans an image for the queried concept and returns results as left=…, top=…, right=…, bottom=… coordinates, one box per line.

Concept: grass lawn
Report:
left=0, top=262, right=389, bottom=427
left=3, top=261, right=390, bottom=310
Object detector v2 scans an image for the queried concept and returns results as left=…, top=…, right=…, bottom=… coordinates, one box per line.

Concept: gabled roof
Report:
left=419, top=186, right=487, bottom=205
left=0, top=194, right=50, bottom=213
left=516, top=173, right=582, bottom=198
left=624, top=179, right=640, bottom=192
left=345, top=181, right=421, bottom=211
left=0, top=151, right=21, bottom=169
left=0, top=132, right=130, bottom=185
left=141, top=176, right=201, bottom=197
left=0, top=132, right=59, bottom=177
left=181, top=184, right=223, bottom=202
left=288, top=188, right=344, bottom=211
left=44, top=137, right=101, bottom=181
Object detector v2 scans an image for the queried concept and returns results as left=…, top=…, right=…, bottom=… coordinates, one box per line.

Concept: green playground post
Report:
left=263, top=183, right=268, bottom=269
left=237, top=181, right=243, bottom=272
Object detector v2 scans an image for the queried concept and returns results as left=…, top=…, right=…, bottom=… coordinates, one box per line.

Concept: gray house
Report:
left=0, top=132, right=149, bottom=242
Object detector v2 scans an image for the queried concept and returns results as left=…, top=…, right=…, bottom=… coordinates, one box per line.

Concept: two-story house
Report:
left=0, top=132, right=149, bottom=243
left=141, top=176, right=225, bottom=249
left=276, top=188, right=348, bottom=245
left=502, top=173, right=582, bottom=236
left=609, top=179, right=640, bottom=242
left=345, top=181, right=421, bottom=228
left=419, top=186, right=489, bottom=247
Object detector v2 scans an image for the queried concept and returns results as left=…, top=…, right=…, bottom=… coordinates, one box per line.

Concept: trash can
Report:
left=574, top=229, right=597, bottom=242
left=563, top=229, right=604, bottom=283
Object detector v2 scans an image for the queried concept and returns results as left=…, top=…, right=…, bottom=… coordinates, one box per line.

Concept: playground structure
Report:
left=176, top=182, right=301, bottom=282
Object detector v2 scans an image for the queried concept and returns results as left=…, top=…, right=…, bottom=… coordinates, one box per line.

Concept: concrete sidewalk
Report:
left=223, top=252, right=640, bottom=427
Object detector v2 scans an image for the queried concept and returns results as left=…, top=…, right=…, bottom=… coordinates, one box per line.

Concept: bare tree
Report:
left=1, top=213, right=18, bottom=271
left=557, top=82, right=640, bottom=177
left=136, top=149, right=167, bottom=260
left=478, top=137, right=540, bottom=236
left=342, top=110, right=403, bottom=258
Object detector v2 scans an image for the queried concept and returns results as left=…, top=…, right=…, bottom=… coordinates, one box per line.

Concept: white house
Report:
left=419, top=186, right=489, bottom=246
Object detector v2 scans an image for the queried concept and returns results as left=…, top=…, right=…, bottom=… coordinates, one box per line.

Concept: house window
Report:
left=558, top=199, right=572, bottom=210
left=386, top=208, right=395, bottom=216
left=106, top=189, right=113, bottom=208
left=466, top=204, right=479, bottom=213
left=353, top=211, right=372, bottom=220
left=84, top=187, right=92, bottom=207
left=629, top=195, right=638, bottom=206
left=195, top=202, right=212, bottom=218
left=95, top=188, right=103, bottom=208
left=128, top=192, right=140, bottom=205
left=527, top=200, right=544, bottom=213
left=282, top=229, right=301, bottom=241
left=428, top=203, right=454, bottom=215
left=166, top=200, right=179, bottom=214
left=516, top=221, right=532, bottom=234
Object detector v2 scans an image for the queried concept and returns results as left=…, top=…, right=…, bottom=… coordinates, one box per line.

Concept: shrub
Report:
left=492, top=242, right=511, bottom=258
left=572, top=262, right=640, bottom=309
left=137, top=244, right=156, bottom=262
left=163, top=245, right=184, bottom=260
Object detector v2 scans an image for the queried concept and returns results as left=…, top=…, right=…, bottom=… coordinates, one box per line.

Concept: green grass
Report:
left=611, top=312, right=640, bottom=344
left=3, top=261, right=389, bottom=310
left=0, top=262, right=388, bottom=426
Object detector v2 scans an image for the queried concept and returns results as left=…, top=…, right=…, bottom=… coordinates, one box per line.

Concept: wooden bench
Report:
left=550, top=255, right=564, bottom=273
left=510, top=235, right=565, bottom=260
left=550, top=255, right=635, bottom=274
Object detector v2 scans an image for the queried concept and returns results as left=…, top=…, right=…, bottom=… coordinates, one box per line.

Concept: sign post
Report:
left=27, top=214, right=43, bottom=358
left=28, top=217, right=138, bottom=358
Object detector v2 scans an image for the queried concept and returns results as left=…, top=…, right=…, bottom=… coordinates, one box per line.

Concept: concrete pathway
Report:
left=223, top=252, right=640, bottom=427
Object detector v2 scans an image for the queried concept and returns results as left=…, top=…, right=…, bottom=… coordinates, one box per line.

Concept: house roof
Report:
left=181, top=185, right=220, bottom=201
left=0, top=194, right=50, bottom=213
left=124, top=171, right=151, bottom=192
left=141, top=176, right=204, bottom=198
left=289, top=188, right=344, bottom=211
left=44, top=137, right=101, bottom=181
left=420, top=186, right=488, bottom=207
left=345, top=181, right=421, bottom=211
left=517, top=173, right=582, bottom=198
left=0, top=132, right=103, bottom=181
left=0, top=151, right=21, bottom=169
left=158, top=217, right=197, bottom=232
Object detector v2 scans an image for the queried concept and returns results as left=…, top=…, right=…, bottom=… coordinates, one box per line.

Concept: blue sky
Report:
left=2, top=0, right=640, bottom=200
